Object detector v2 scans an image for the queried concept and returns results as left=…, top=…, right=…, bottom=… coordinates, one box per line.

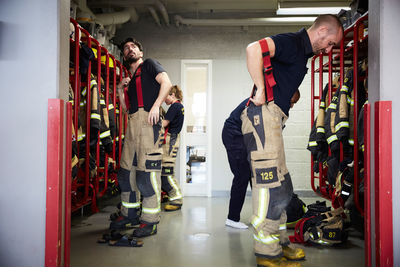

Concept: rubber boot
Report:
left=282, top=246, right=305, bottom=261
left=132, top=223, right=157, bottom=237
left=109, top=216, right=140, bottom=230
left=256, top=257, right=301, bottom=267
left=164, top=203, right=182, bottom=212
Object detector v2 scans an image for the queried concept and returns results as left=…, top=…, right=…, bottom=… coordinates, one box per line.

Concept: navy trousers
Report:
left=222, top=126, right=252, bottom=222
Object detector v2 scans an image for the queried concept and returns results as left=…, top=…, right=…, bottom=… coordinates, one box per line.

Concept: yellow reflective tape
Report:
left=78, top=133, right=86, bottom=141
left=320, top=102, right=325, bottom=108
left=340, top=85, right=349, bottom=92
left=81, top=87, right=87, bottom=96
left=253, top=232, right=280, bottom=245
left=317, top=127, right=325, bottom=134
left=328, top=103, right=337, bottom=110
left=100, top=130, right=111, bottom=139
left=108, top=104, right=114, bottom=110
left=251, top=188, right=267, bottom=229
left=327, top=135, right=338, bottom=144
left=279, top=224, right=286, bottom=231
left=347, top=96, right=354, bottom=106
left=348, top=139, right=354, bottom=146
left=308, top=141, right=317, bottom=147
left=167, top=175, right=182, bottom=201
left=361, top=144, right=365, bottom=152
left=100, top=99, right=105, bottom=105
left=142, top=207, right=161, bottom=214
left=91, top=113, right=101, bottom=120
left=142, top=172, right=161, bottom=214
left=122, top=201, right=140, bottom=209
left=335, top=121, right=349, bottom=132
left=90, top=80, right=97, bottom=89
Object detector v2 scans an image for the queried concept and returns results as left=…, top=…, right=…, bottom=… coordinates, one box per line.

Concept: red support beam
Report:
left=374, top=101, right=393, bottom=267
left=45, top=99, right=64, bottom=267
left=64, top=103, right=72, bottom=267
left=364, top=103, right=371, bottom=267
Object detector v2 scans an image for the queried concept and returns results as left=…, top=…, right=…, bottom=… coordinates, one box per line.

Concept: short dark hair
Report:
left=120, top=37, right=143, bottom=52
left=311, top=14, right=344, bottom=35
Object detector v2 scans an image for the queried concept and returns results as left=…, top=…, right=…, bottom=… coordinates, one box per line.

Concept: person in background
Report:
left=161, top=85, right=185, bottom=211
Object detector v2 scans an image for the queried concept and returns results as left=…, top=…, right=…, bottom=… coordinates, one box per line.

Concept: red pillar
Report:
left=45, top=99, right=64, bottom=267
left=374, top=101, right=393, bottom=267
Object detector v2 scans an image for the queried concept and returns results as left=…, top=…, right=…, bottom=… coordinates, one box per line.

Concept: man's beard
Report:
left=126, top=56, right=140, bottom=64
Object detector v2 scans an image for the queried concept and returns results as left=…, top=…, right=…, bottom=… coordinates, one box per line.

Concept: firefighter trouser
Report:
left=118, top=108, right=164, bottom=225
left=222, top=126, right=252, bottom=222
left=161, top=133, right=183, bottom=206
left=241, top=102, right=293, bottom=258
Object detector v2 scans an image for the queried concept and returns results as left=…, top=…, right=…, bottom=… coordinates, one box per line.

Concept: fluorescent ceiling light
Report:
left=277, top=7, right=350, bottom=15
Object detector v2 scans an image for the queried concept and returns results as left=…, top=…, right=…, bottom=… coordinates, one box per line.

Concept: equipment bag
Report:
left=290, top=205, right=348, bottom=246
left=285, top=193, right=306, bottom=228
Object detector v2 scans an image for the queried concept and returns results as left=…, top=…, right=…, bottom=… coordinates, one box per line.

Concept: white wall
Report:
left=370, top=0, right=400, bottom=265
left=0, top=0, right=69, bottom=266
left=116, top=19, right=313, bottom=195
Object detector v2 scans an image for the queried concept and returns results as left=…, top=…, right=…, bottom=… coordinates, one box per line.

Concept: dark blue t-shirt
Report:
left=223, top=98, right=249, bottom=136
left=165, top=102, right=184, bottom=134
left=270, top=28, right=313, bottom=115
left=128, top=58, right=165, bottom=114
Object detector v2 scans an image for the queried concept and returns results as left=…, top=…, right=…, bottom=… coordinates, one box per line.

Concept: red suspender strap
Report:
left=135, top=65, right=144, bottom=108
left=135, top=64, right=144, bottom=108
left=163, top=127, right=168, bottom=144
left=258, top=38, right=276, bottom=103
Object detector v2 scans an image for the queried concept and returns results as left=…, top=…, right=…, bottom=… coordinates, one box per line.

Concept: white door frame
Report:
left=180, top=59, right=212, bottom=197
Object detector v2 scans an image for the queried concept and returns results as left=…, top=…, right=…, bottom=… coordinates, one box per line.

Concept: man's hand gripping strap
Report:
left=259, top=38, right=276, bottom=103
left=247, top=38, right=276, bottom=106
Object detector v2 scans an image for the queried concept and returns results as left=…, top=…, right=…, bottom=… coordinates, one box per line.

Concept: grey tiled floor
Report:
left=71, top=196, right=364, bottom=267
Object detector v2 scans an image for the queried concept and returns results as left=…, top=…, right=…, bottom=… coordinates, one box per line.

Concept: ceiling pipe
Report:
left=127, top=7, right=139, bottom=23
left=174, top=15, right=315, bottom=26
left=95, top=11, right=131, bottom=25
left=76, top=0, right=96, bottom=21
left=148, top=6, right=162, bottom=27
left=155, top=0, right=170, bottom=26
left=77, top=0, right=139, bottom=26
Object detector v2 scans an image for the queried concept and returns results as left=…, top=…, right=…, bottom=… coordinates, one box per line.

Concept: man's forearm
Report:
left=153, top=73, right=172, bottom=110
left=247, top=42, right=265, bottom=93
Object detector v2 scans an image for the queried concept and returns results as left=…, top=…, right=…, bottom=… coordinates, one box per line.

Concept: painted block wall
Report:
left=116, top=19, right=314, bottom=194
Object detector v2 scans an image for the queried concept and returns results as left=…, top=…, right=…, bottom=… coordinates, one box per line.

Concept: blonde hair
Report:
left=170, top=85, right=183, bottom=101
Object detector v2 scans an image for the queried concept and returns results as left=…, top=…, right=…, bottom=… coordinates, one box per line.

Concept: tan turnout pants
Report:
left=119, top=108, right=164, bottom=224
left=161, top=133, right=183, bottom=205
left=241, top=102, right=293, bottom=258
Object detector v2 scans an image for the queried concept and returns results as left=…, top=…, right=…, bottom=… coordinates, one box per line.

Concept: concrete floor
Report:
left=71, top=196, right=364, bottom=267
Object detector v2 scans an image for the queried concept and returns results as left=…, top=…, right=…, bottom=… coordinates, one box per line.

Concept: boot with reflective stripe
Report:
left=282, top=245, right=305, bottom=261
left=256, top=257, right=301, bottom=267
left=132, top=223, right=157, bottom=237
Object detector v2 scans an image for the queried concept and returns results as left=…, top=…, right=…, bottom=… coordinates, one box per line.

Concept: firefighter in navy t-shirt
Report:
left=161, top=85, right=185, bottom=211
left=243, top=15, right=343, bottom=266
left=112, top=38, right=172, bottom=238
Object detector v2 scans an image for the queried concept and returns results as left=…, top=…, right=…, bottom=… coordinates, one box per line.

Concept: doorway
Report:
left=180, top=60, right=212, bottom=197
